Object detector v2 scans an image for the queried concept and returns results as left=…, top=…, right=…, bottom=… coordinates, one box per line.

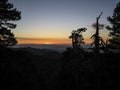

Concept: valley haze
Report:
left=12, top=44, right=90, bottom=52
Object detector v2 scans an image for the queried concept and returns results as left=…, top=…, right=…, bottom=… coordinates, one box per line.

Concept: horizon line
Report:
left=16, top=37, right=92, bottom=45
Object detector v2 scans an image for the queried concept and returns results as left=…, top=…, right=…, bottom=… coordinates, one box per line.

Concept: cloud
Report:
left=92, top=23, right=104, bottom=29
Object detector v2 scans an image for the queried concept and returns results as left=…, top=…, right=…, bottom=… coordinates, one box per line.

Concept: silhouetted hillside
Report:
left=0, top=48, right=120, bottom=89
left=0, top=48, right=62, bottom=89
left=12, top=47, right=62, bottom=59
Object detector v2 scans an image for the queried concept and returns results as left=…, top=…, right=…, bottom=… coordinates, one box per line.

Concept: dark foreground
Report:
left=0, top=48, right=120, bottom=90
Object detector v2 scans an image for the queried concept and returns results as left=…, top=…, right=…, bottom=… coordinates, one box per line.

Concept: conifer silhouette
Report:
left=69, top=28, right=87, bottom=49
left=90, top=12, right=106, bottom=53
left=0, top=0, right=21, bottom=47
left=107, top=2, right=120, bottom=52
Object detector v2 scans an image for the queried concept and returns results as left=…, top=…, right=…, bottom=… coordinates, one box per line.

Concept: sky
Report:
left=9, top=0, right=120, bottom=45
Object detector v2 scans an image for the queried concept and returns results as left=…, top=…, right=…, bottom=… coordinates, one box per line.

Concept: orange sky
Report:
left=16, top=37, right=92, bottom=45
left=11, top=0, right=115, bottom=46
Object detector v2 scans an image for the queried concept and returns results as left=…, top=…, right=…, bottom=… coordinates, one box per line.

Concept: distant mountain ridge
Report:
left=11, top=44, right=90, bottom=52
left=12, top=47, right=62, bottom=59
left=11, top=44, right=71, bottom=52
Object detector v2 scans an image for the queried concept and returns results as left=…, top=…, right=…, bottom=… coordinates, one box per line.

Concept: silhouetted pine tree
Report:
left=69, top=28, right=87, bottom=49
left=90, top=12, right=107, bottom=54
left=0, top=0, right=21, bottom=47
left=107, top=2, right=120, bottom=52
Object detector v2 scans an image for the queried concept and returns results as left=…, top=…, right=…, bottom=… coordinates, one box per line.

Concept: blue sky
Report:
left=9, top=0, right=120, bottom=44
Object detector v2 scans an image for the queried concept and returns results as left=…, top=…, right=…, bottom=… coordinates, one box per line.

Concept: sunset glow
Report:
left=10, top=0, right=119, bottom=45
left=17, top=38, right=72, bottom=45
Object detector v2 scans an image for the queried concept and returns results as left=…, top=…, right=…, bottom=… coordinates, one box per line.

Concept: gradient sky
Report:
left=9, top=0, right=119, bottom=44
